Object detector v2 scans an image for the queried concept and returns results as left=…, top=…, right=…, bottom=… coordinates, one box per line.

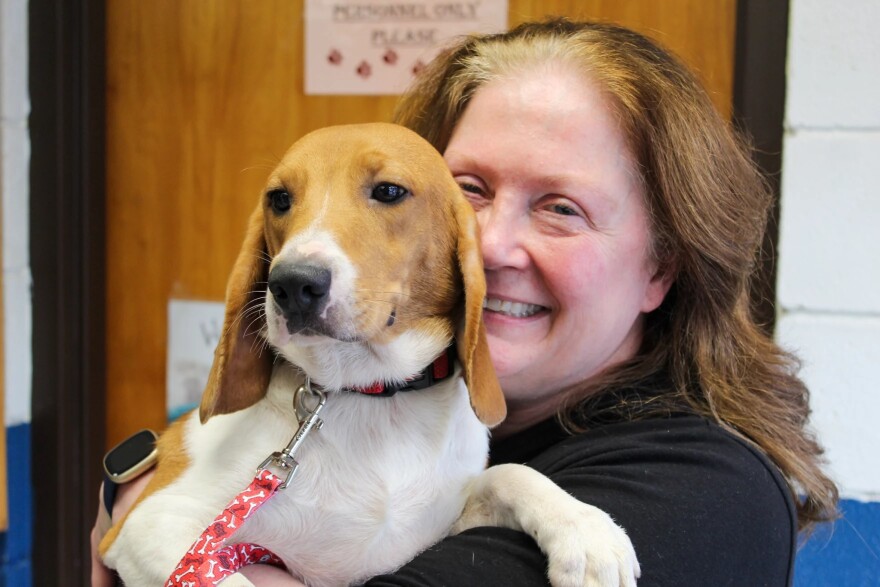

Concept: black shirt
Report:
left=366, top=413, right=797, bottom=586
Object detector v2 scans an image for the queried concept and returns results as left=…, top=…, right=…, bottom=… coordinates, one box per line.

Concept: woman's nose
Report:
left=477, top=196, right=529, bottom=270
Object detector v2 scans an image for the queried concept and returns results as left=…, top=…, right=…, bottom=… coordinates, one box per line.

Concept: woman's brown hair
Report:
left=393, top=18, right=837, bottom=531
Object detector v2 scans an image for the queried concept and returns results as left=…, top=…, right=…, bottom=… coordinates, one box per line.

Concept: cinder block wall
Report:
left=778, top=0, right=880, bottom=583
left=1, top=0, right=33, bottom=583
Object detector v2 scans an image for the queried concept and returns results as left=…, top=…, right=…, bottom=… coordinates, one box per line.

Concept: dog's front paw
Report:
left=539, top=502, right=640, bottom=587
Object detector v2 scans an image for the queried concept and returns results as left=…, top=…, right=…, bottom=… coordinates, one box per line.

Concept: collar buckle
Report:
left=258, top=381, right=326, bottom=489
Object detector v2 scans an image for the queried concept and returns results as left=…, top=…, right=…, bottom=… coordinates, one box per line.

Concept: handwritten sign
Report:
left=305, top=0, right=508, bottom=95
left=166, top=299, right=225, bottom=420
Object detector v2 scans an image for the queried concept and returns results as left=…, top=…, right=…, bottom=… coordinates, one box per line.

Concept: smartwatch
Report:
left=102, top=429, right=158, bottom=517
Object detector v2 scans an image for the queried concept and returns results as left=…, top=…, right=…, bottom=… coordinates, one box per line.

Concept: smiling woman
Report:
left=386, top=17, right=838, bottom=585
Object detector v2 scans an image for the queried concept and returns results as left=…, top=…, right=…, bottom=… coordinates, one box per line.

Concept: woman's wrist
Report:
left=109, top=470, right=155, bottom=521
left=102, top=429, right=159, bottom=517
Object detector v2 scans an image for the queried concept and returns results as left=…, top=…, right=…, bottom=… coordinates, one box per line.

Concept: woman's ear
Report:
left=451, top=191, right=506, bottom=428
left=641, top=257, right=677, bottom=314
left=199, top=204, right=275, bottom=423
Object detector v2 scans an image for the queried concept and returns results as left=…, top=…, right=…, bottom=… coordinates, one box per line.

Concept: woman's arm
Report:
left=90, top=472, right=155, bottom=587
left=90, top=472, right=306, bottom=587
left=365, top=416, right=797, bottom=586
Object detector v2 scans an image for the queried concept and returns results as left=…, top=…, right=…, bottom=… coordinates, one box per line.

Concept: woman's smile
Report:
left=482, top=297, right=547, bottom=318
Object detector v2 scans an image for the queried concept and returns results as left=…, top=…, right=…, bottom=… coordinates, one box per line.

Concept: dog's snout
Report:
left=269, top=265, right=332, bottom=320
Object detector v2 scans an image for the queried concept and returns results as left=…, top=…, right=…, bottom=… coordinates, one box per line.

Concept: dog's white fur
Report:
left=105, top=365, right=488, bottom=586
left=100, top=123, right=639, bottom=587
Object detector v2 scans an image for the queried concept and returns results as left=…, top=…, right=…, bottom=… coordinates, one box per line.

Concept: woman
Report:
left=93, top=19, right=838, bottom=586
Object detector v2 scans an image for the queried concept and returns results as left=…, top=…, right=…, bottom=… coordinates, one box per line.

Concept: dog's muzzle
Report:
left=268, top=264, right=332, bottom=334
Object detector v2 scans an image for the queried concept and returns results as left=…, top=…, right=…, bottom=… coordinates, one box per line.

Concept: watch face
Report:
left=104, top=429, right=157, bottom=478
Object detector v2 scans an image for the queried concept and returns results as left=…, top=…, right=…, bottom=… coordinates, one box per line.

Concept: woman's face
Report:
left=444, top=66, right=672, bottom=428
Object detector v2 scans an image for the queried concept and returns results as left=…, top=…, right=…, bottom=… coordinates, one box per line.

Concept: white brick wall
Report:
left=777, top=314, right=880, bottom=497
left=786, top=0, right=880, bottom=129
left=777, top=132, right=880, bottom=314
left=777, top=0, right=880, bottom=500
left=1, top=0, right=31, bottom=426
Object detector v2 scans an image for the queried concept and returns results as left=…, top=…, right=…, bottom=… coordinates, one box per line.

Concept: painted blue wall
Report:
left=795, top=499, right=880, bottom=586
left=1, top=424, right=32, bottom=586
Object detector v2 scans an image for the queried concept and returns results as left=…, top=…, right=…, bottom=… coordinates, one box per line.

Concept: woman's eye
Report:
left=540, top=199, right=594, bottom=229
left=455, top=178, right=491, bottom=207
left=458, top=182, right=483, bottom=195
left=267, top=188, right=292, bottom=214
left=457, top=181, right=491, bottom=211
left=550, top=203, right=580, bottom=217
left=371, top=182, right=409, bottom=204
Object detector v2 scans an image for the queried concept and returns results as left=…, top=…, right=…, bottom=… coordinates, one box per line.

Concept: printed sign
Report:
left=166, top=299, right=225, bottom=420
left=305, top=0, right=508, bottom=95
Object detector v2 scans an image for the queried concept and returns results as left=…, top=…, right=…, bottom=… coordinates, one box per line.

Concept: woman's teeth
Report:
left=482, top=298, right=544, bottom=318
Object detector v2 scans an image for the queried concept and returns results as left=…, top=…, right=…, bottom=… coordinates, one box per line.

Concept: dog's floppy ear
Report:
left=199, top=204, right=274, bottom=423
left=452, top=195, right=507, bottom=428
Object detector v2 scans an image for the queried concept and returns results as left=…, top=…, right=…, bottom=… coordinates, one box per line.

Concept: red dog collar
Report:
left=348, top=346, right=456, bottom=396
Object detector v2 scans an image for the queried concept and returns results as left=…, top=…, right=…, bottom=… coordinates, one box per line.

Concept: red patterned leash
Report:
left=166, top=384, right=327, bottom=586
left=164, top=469, right=286, bottom=586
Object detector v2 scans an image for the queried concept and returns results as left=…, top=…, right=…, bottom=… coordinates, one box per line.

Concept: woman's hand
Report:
left=239, top=566, right=307, bottom=585
left=89, top=471, right=306, bottom=586
left=90, top=471, right=155, bottom=586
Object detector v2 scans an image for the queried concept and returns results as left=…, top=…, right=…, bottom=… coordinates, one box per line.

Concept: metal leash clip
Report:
left=257, top=378, right=327, bottom=489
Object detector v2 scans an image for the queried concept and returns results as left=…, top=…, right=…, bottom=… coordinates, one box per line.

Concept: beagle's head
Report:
left=199, top=123, right=505, bottom=428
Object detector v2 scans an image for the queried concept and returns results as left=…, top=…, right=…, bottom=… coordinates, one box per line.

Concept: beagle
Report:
left=99, top=123, right=639, bottom=587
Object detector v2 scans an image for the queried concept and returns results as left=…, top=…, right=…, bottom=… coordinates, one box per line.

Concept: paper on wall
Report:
left=166, top=299, right=225, bottom=421
left=305, top=0, right=508, bottom=95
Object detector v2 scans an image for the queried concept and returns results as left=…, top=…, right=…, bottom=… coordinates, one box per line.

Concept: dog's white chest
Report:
left=160, top=371, right=489, bottom=586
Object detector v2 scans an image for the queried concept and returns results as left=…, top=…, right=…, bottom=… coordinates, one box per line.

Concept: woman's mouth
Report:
left=482, top=297, right=546, bottom=318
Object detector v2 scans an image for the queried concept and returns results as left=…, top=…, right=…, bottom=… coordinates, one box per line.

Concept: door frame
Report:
left=733, top=0, right=790, bottom=331
left=29, top=0, right=106, bottom=584
left=28, top=0, right=787, bottom=581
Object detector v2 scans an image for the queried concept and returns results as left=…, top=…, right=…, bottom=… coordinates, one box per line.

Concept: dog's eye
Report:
left=267, top=189, right=292, bottom=214
left=371, top=183, right=409, bottom=204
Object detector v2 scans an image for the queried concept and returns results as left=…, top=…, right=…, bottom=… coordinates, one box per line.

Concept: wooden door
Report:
left=105, top=0, right=736, bottom=447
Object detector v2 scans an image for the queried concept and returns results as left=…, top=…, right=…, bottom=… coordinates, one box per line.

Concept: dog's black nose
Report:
left=268, top=265, right=332, bottom=322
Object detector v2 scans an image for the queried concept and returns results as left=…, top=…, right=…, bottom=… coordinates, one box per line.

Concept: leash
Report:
left=165, top=347, right=453, bottom=585
left=164, top=470, right=286, bottom=586
left=166, top=383, right=327, bottom=586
